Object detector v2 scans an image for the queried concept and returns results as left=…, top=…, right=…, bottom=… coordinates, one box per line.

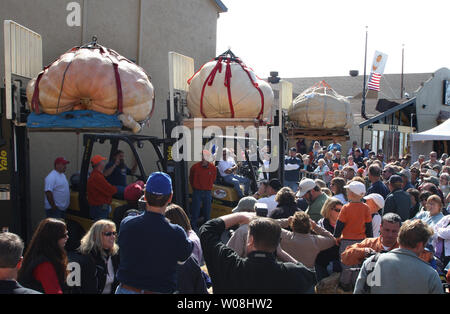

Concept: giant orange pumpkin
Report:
left=26, top=44, right=154, bottom=133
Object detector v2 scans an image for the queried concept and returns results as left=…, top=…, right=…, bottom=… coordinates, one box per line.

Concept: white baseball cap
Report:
left=344, top=181, right=366, bottom=195
left=296, top=178, right=316, bottom=198
left=363, top=193, right=385, bottom=209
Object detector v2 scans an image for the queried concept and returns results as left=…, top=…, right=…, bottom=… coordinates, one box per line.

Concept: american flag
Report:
left=367, top=72, right=382, bottom=91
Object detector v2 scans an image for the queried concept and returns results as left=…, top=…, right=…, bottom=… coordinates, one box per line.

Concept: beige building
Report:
left=0, top=0, right=227, bottom=229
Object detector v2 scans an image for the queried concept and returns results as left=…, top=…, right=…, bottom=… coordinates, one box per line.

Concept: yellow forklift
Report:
left=1, top=21, right=190, bottom=248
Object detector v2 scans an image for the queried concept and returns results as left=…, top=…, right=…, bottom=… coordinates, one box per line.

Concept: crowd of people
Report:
left=1, top=140, right=450, bottom=294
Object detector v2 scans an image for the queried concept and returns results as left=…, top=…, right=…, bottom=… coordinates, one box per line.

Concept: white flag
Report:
left=371, top=51, right=388, bottom=75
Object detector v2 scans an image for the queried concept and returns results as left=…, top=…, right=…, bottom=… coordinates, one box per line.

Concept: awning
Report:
left=359, top=98, right=416, bottom=128
left=410, top=118, right=450, bottom=141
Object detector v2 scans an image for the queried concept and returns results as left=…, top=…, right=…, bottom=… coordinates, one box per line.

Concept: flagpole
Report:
left=362, top=26, right=368, bottom=119
left=401, top=44, right=404, bottom=99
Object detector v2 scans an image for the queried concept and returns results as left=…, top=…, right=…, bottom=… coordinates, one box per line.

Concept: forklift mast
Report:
left=1, top=21, right=42, bottom=241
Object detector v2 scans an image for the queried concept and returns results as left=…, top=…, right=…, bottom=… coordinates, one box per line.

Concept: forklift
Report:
left=1, top=21, right=190, bottom=247
left=164, top=51, right=289, bottom=220
left=63, top=133, right=189, bottom=250
left=0, top=21, right=37, bottom=242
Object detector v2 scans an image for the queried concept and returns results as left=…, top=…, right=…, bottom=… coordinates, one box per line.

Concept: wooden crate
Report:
left=287, top=127, right=349, bottom=141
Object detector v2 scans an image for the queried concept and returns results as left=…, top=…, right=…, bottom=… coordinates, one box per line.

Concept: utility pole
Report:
left=400, top=44, right=405, bottom=99
left=361, top=26, right=368, bottom=120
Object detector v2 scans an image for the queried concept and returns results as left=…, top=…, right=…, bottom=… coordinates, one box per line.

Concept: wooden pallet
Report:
left=287, top=127, right=349, bottom=141
left=182, top=118, right=267, bottom=130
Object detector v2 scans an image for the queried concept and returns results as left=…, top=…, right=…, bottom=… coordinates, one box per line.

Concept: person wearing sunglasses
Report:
left=315, top=197, right=344, bottom=281
left=75, top=220, right=120, bottom=294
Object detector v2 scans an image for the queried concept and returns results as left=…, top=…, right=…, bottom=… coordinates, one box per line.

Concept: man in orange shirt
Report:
left=189, top=150, right=217, bottom=232
left=87, top=155, right=118, bottom=221
left=341, top=213, right=401, bottom=266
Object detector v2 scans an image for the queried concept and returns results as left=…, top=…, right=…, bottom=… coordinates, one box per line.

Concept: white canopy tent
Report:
left=410, top=118, right=450, bottom=161
left=410, top=118, right=450, bottom=141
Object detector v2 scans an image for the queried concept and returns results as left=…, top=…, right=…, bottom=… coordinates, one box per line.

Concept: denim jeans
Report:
left=90, top=205, right=111, bottom=221
left=45, top=208, right=66, bottom=219
left=191, top=190, right=212, bottom=232
left=223, top=174, right=250, bottom=198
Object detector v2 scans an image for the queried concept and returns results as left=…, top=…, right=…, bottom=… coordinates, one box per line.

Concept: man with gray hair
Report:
left=411, top=155, right=426, bottom=169
left=399, top=169, right=414, bottom=191
left=0, top=233, right=41, bottom=294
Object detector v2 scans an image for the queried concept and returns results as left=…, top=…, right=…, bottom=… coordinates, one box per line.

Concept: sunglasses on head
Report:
left=103, top=231, right=117, bottom=237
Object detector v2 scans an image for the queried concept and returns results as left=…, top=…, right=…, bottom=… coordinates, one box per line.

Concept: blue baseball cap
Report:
left=145, top=172, right=173, bottom=195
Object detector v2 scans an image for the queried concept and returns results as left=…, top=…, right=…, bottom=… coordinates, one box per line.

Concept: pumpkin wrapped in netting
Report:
left=26, top=40, right=154, bottom=133
left=187, top=50, right=274, bottom=120
left=288, top=81, right=353, bottom=129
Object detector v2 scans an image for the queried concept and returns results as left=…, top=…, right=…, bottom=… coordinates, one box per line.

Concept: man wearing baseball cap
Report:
left=116, top=172, right=193, bottom=294
left=87, top=155, right=118, bottom=221
left=297, top=178, right=329, bottom=222
left=383, top=175, right=411, bottom=221
left=44, top=157, right=70, bottom=219
left=112, top=181, right=145, bottom=230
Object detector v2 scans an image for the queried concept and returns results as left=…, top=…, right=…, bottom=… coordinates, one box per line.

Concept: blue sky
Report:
left=217, top=0, right=450, bottom=78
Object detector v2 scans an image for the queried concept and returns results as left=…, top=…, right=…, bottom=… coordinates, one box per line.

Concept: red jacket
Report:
left=87, top=169, right=118, bottom=206
left=33, top=262, right=62, bottom=294
left=189, top=162, right=217, bottom=191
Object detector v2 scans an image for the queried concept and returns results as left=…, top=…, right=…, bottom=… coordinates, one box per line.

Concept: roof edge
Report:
left=212, top=0, right=228, bottom=13
left=359, top=97, right=416, bottom=128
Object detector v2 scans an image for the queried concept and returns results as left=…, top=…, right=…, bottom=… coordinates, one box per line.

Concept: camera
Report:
left=255, top=203, right=268, bottom=217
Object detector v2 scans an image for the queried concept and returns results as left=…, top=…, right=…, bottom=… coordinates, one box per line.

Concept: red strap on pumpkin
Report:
left=31, top=71, right=45, bottom=113
left=224, top=58, right=235, bottom=118
left=98, top=48, right=123, bottom=114
left=238, top=62, right=265, bottom=120
left=200, top=57, right=223, bottom=118
left=187, top=58, right=215, bottom=85
left=112, top=62, right=123, bottom=114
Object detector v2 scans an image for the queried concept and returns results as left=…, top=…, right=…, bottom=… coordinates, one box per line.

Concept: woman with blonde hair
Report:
left=77, top=219, right=120, bottom=294
left=315, top=197, right=344, bottom=280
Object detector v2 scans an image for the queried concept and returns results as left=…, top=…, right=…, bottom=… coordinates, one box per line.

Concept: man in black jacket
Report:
left=383, top=175, right=411, bottom=221
left=0, top=233, right=41, bottom=294
left=199, top=213, right=316, bottom=294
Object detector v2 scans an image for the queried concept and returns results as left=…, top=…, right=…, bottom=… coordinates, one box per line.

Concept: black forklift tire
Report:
left=65, top=220, right=85, bottom=252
